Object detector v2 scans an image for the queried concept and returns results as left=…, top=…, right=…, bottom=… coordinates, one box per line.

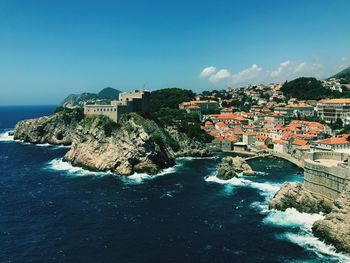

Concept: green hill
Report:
left=330, top=66, right=350, bottom=83
left=281, top=77, right=336, bottom=100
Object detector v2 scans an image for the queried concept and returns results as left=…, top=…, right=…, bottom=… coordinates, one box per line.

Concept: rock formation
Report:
left=14, top=108, right=83, bottom=145
left=312, top=182, right=350, bottom=254
left=216, top=156, right=255, bottom=180
left=13, top=109, right=211, bottom=175
left=269, top=182, right=350, bottom=254
left=64, top=113, right=177, bottom=175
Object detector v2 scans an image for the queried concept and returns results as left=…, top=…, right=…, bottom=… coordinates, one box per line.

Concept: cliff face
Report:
left=14, top=109, right=211, bottom=176
left=269, top=182, right=350, bottom=254
left=165, top=127, right=211, bottom=157
left=13, top=109, right=83, bottom=145
left=269, top=183, right=333, bottom=214
left=312, top=182, right=350, bottom=254
left=64, top=113, right=176, bottom=175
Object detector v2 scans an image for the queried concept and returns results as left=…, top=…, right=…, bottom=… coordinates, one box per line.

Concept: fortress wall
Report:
left=304, top=152, right=350, bottom=200
left=84, top=105, right=116, bottom=121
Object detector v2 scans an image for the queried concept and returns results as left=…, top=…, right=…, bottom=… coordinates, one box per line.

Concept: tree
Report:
left=150, top=88, right=195, bottom=113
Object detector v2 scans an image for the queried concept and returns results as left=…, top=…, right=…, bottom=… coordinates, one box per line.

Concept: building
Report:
left=317, top=98, right=350, bottom=125
left=274, top=104, right=314, bottom=118
left=179, top=100, right=219, bottom=113
left=84, top=90, right=150, bottom=122
left=311, top=135, right=350, bottom=153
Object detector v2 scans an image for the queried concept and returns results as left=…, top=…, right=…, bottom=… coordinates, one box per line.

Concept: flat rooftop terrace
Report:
left=311, top=158, right=343, bottom=167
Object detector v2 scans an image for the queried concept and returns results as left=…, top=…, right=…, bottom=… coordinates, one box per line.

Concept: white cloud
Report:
left=341, top=57, right=348, bottom=62
left=270, top=60, right=290, bottom=77
left=199, top=66, right=216, bottom=78
left=209, top=69, right=231, bottom=83
left=200, top=60, right=326, bottom=87
left=293, top=62, right=307, bottom=73
left=230, top=64, right=263, bottom=84
left=205, top=64, right=263, bottom=85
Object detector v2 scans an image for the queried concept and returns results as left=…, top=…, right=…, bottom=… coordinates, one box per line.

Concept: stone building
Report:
left=317, top=98, right=350, bottom=125
left=84, top=90, right=150, bottom=122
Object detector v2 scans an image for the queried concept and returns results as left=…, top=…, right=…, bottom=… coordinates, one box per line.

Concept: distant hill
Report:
left=281, top=77, right=336, bottom=100
left=330, top=66, right=350, bottom=83
left=59, top=87, right=121, bottom=108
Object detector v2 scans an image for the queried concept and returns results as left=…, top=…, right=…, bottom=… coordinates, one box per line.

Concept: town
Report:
left=178, top=78, right=350, bottom=164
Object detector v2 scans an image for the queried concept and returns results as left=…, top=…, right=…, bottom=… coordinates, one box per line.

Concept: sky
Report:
left=0, top=0, right=349, bottom=105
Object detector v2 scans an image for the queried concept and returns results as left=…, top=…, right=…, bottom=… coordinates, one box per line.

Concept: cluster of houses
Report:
left=179, top=83, right=350, bottom=158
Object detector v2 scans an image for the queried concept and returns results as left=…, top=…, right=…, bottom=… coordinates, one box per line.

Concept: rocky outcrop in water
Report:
left=216, top=156, right=255, bottom=180
left=13, top=109, right=211, bottom=175
left=64, top=113, right=177, bottom=175
left=269, top=182, right=350, bottom=254
left=269, top=183, right=333, bottom=214
left=14, top=108, right=83, bottom=145
left=312, top=183, right=350, bottom=254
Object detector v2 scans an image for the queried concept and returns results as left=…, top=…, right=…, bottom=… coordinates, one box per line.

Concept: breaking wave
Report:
left=46, top=158, right=181, bottom=183
left=123, top=164, right=181, bottom=184
left=46, top=158, right=113, bottom=177
left=205, top=175, right=280, bottom=198
left=206, top=173, right=350, bottom=262
left=0, top=130, right=14, bottom=142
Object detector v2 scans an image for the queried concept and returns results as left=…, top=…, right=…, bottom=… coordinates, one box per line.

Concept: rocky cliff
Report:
left=216, top=156, right=255, bottom=180
left=14, top=108, right=84, bottom=145
left=13, top=109, right=211, bottom=175
left=269, top=183, right=333, bottom=214
left=64, top=113, right=177, bottom=175
left=269, top=182, right=350, bottom=254
left=312, top=182, right=350, bottom=253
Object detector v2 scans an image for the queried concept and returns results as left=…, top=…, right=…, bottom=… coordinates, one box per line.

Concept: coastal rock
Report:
left=13, top=108, right=83, bottom=145
left=165, top=127, right=211, bottom=157
left=312, top=183, right=350, bottom=253
left=64, top=113, right=176, bottom=175
left=268, top=183, right=333, bottom=214
left=216, top=156, right=255, bottom=180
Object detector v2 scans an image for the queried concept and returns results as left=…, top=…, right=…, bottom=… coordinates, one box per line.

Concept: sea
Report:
left=0, top=105, right=349, bottom=263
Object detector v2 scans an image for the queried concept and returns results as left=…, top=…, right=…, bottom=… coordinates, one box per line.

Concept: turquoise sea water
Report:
left=0, top=106, right=349, bottom=263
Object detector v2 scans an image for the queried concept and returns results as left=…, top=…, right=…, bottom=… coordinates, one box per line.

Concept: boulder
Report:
left=216, top=156, right=255, bottom=180
left=269, top=182, right=333, bottom=214
left=312, top=183, right=350, bottom=254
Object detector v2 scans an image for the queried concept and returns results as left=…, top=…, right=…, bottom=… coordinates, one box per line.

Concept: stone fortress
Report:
left=304, top=151, right=350, bottom=200
left=84, top=89, right=150, bottom=122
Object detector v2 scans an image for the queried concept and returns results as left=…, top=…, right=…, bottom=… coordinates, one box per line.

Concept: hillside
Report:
left=281, top=77, right=338, bottom=100
left=331, top=66, right=350, bottom=83
left=59, top=87, right=121, bottom=108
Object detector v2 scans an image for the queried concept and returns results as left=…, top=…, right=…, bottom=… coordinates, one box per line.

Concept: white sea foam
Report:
left=123, top=164, right=180, bottom=184
left=205, top=175, right=280, bottom=198
left=0, top=130, right=14, bottom=142
left=47, top=158, right=180, bottom=182
left=264, top=208, right=350, bottom=261
left=281, top=233, right=350, bottom=262
left=46, top=158, right=112, bottom=177
left=263, top=208, right=324, bottom=229
left=206, top=172, right=349, bottom=261
left=177, top=156, right=218, bottom=161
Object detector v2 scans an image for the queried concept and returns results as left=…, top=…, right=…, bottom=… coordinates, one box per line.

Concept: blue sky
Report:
left=0, top=0, right=349, bottom=105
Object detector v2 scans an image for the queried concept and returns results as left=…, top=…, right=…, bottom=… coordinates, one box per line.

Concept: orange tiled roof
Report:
left=318, top=98, right=350, bottom=104
left=292, top=139, right=308, bottom=146
left=314, top=137, right=350, bottom=145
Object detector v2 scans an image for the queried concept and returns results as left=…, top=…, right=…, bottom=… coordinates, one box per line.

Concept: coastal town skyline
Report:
left=1, top=0, right=350, bottom=105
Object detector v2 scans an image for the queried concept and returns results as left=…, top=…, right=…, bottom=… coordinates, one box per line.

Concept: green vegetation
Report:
left=150, top=88, right=195, bottom=112
left=281, top=77, right=336, bottom=100
left=155, top=108, right=213, bottom=143
left=81, top=115, right=120, bottom=137
left=331, top=66, right=350, bottom=83
left=54, top=106, right=85, bottom=123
